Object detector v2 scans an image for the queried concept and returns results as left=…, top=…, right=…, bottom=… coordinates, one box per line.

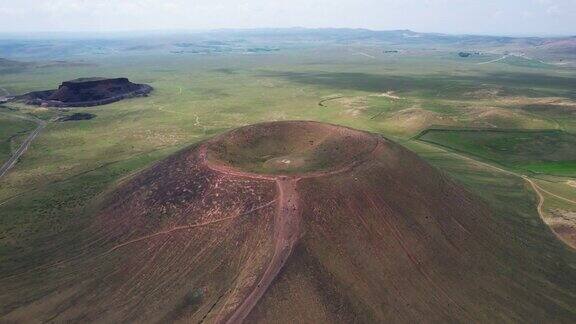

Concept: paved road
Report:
left=0, top=113, right=46, bottom=179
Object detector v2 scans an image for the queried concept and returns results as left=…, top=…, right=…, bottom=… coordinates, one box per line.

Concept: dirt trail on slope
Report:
left=201, top=135, right=380, bottom=323
left=225, top=178, right=301, bottom=324
left=106, top=199, right=277, bottom=253
left=477, top=55, right=509, bottom=65
left=318, top=96, right=345, bottom=107
left=415, top=139, right=576, bottom=251
left=201, top=144, right=302, bottom=323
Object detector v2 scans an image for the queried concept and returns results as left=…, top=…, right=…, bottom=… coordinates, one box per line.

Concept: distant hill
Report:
left=0, top=58, right=31, bottom=74
left=0, top=29, right=574, bottom=63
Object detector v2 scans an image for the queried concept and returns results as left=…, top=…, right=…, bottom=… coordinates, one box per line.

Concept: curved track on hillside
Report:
left=224, top=178, right=300, bottom=324
left=415, top=138, right=576, bottom=251
left=200, top=136, right=381, bottom=323
left=477, top=55, right=509, bottom=65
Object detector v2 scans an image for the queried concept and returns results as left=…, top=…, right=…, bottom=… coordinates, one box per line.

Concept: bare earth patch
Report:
left=263, top=156, right=307, bottom=171
left=385, top=107, right=454, bottom=132
left=463, top=86, right=505, bottom=99
left=547, top=209, right=576, bottom=249
left=334, top=96, right=369, bottom=116
left=370, top=90, right=404, bottom=100
left=498, top=96, right=576, bottom=107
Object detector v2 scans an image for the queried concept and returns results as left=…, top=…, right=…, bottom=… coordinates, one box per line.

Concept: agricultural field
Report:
left=1, top=31, right=576, bottom=321
left=417, top=129, right=576, bottom=176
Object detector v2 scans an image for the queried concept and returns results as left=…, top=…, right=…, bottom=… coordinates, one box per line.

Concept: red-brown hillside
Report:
left=2, top=121, right=575, bottom=323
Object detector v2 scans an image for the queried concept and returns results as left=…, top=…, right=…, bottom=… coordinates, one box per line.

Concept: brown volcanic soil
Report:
left=205, top=121, right=377, bottom=174
left=2, top=121, right=576, bottom=323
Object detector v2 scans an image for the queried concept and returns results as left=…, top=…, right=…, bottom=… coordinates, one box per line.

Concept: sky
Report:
left=0, top=0, right=575, bottom=36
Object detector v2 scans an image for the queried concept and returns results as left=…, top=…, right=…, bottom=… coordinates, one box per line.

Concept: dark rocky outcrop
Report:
left=19, top=77, right=152, bottom=107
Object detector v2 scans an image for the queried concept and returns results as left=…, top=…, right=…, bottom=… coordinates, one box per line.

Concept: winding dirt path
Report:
left=200, top=134, right=380, bottom=323
left=353, top=51, right=376, bottom=59
left=415, top=139, right=576, bottom=250
left=477, top=55, right=509, bottom=65
left=101, top=132, right=380, bottom=323
left=318, top=96, right=345, bottom=107
left=225, top=177, right=301, bottom=324
left=529, top=181, right=576, bottom=205
left=200, top=145, right=303, bottom=323
left=106, top=199, right=277, bottom=254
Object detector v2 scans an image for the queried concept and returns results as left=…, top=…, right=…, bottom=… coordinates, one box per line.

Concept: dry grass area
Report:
left=497, top=96, right=576, bottom=107
left=370, top=91, right=404, bottom=100
left=547, top=209, right=576, bottom=249
left=463, top=86, right=505, bottom=99
left=384, top=108, right=455, bottom=132
left=335, top=96, right=368, bottom=116
left=463, top=106, right=527, bottom=128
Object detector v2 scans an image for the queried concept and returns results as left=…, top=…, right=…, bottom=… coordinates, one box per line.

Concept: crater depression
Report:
left=205, top=121, right=377, bottom=175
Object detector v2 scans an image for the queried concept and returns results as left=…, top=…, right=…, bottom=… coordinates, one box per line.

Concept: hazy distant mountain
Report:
left=0, top=28, right=574, bottom=61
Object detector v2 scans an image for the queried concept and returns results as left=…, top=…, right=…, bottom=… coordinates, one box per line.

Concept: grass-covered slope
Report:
left=0, top=115, right=36, bottom=164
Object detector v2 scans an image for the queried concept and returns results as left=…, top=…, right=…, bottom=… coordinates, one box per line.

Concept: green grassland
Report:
left=1, top=44, right=576, bottom=316
left=418, top=129, right=576, bottom=176
left=0, top=112, right=37, bottom=164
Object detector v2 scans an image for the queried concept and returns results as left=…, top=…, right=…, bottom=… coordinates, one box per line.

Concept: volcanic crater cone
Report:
left=3, top=121, right=572, bottom=323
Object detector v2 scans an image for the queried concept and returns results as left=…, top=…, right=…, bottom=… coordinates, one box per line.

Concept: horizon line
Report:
left=0, top=27, right=573, bottom=39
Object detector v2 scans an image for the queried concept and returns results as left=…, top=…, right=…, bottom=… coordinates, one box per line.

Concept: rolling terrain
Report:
left=0, top=29, right=575, bottom=323
left=1, top=121, right=575, bottom=322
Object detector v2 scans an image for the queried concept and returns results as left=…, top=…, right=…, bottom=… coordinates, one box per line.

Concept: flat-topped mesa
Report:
left=19, top=77, right=152, bottom=107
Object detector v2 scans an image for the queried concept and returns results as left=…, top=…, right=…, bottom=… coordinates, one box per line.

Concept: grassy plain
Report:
left=418, top=129, right=576, bottom=176
left=0, top=113, right=36, bottom=164
left=1, top=44, right=576, bottom=318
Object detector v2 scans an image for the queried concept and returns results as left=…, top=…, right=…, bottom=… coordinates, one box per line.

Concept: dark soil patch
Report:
left=58, top=113, right=96, bottom=122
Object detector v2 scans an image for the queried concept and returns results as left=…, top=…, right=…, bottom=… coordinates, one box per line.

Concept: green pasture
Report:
left=417, top=129, right=576, bottom=176
left=0, top=112, right=36, bottom=164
